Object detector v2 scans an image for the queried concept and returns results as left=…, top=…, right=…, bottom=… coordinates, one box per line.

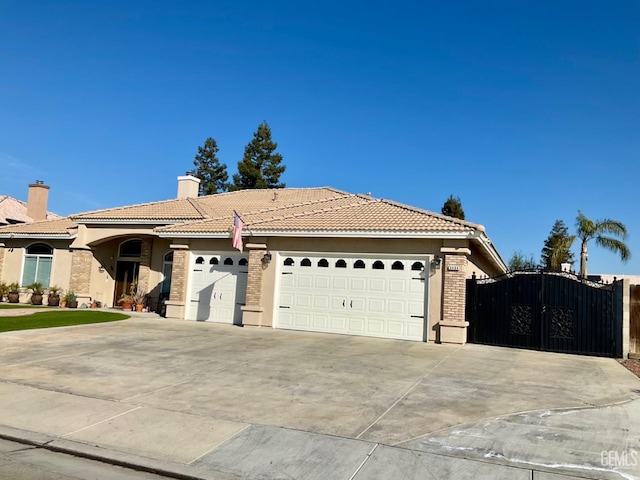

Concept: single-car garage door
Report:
left=186, top=252, right=248, bottom=324
left=276, top=254, right=427, bottom=341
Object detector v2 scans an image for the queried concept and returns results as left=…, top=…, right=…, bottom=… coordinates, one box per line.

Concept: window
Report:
left=372, top=260, right=385, bottom=270
left=119, top=239, right=142, bottom=258
left=317, top=258, right=329, bottom=267
left=392, top=261, right=405, bottom=270
left=239, top=258, right=248, bottom=266
left=22, top=243, right=53, bottom=287
left=210, top=257, right=219, bottom=265
left=161, top=252, right=173, bottom=298
left=224, top=257, right=234, bottom=265
left=411, top=261, right=424, bottom=271
left=301, top=258, right=312, bottom=267
left=354, top=260, right=366, bottom=269
left=195, top=257, right=205, bottom=264
left=284, top=257, right=294, bottom=266
left=335, top=259, right=347, bottom=268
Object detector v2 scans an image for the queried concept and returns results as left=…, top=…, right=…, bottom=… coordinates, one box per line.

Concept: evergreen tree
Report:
left=540, top=220, right=575, bottom=271
left=193, top=137, right=229, bottom=195
left=231, top=121, right=285, bottom=190
left=508, top=250, right=538, bottom=271
left=441, top=194, right=465, bottom=220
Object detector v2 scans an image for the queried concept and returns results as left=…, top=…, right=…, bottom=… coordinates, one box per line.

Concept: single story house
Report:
left=0, top=176, right=507, bottom=343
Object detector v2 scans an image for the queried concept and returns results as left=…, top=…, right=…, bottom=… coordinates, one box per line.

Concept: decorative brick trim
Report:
left=442, top=253, right=468, bottom=323
left=0, top=246, right=5, bottom=281
left=169, top=248, right=188, bottom=303
left=243, top=244, right=268, bottom=326
left=69, top=249, right=93, bottom=295
left=137, top=239, right=152, bottom=291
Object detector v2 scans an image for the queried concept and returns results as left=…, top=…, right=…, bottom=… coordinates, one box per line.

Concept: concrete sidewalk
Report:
left=0, top=316, right=638, bottom=479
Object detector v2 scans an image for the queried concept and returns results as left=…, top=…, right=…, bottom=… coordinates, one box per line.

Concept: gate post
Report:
left=438, top=247, right=470, bottom=344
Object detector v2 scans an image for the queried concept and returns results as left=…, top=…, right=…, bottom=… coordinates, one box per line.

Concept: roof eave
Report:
left=0, top=233, right=77, bottom=239
left=157, top=230, right=476, bottom=239
left=72, top=219, right=195, bottom=225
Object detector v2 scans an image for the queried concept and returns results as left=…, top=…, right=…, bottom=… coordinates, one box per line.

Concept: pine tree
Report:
left=193, top=137, right=229, bottom=195
left=540, top=220, right=575, bottom=271
left=441, top=195, right=465, bottom=220
left=508, top=250, right=538, bottom=271
left=231, top=121, right=285, bottom=190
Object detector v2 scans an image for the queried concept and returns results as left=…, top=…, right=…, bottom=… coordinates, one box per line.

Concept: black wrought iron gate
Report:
left=466, top=271, right=623, bottom=357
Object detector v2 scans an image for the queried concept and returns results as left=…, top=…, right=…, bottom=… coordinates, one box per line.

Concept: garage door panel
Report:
left=276, top=254, right=426, bottom=342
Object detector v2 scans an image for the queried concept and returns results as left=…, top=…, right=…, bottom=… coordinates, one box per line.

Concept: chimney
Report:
left=27, top=180, right=49, bottom=221
left=177, top=174, right=201, bottom=199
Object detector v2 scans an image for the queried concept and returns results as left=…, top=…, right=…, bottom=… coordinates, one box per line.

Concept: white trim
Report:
left=157, top=230, right=476, bottom=239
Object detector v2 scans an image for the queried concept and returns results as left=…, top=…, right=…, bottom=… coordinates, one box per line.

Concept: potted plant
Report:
left=119, top=292, right=133, bottom=311
left=65, top=291, right=78, bottom=309
left=0, top=282, right=8, bottom=302
left=7, top=283, right=20, bottom=303
left=132, top=284, right=147, bottom=312
left=28, top=282, right=45, bottom=305
left=47, top=286, right=62, bottom=307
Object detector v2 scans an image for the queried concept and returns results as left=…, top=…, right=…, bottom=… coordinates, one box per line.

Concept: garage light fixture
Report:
left=262, top=252, right=272, bottom=266
left=431, top=255, right=442, bottom=269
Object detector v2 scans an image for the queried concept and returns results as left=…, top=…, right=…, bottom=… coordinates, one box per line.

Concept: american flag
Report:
left=232, top=211, right=244, bottom=252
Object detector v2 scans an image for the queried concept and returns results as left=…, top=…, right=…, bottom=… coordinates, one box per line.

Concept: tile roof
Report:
left=156, top=192, right=479, bottom=235
left=0, top=195, right=61, bottom=225
left=0, top=218, right=77, bottom=236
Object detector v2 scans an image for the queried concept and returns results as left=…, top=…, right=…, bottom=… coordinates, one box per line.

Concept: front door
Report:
left=113, top=261, right=139, bottom=307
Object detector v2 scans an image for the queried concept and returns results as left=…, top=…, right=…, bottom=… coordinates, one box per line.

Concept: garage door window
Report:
left=224, top=257, right=233, bottom=265
left=335, top=259, right=347, bottom=268
left=372, top=260, right=384, bottom=270
left=354, top=260, right=366, bottom=269
left=317, top=258, right=329, bottom=267
left=392, top=261, right=404, bottom=270
left=301, top=258, right=312, bottom=267
left=210, top=257, right=219, bottom=265
left=239, top=258, right=248, bottom=266
left=284, top=257, right=294, bottom=266
left=195, top=257, right=205, bottom=264
left=412, top=262, right=424, bottom=271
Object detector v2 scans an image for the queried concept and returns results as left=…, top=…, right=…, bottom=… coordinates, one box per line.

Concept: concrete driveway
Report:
left=0, top=315, right=638, bottom=479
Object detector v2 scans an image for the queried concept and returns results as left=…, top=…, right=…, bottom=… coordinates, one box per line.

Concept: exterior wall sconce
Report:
left=98, top=266, right=106, bottom=273
left=262, top=252, right=272, bottom=266
left=431, top=255, right=442, bottom=269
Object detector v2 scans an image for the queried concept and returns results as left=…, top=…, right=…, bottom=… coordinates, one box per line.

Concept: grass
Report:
left=0, top=304, right=42, bottom=309
left=0, top=310, right=129, bottom=332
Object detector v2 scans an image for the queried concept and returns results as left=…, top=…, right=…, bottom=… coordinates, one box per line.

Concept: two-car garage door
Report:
left=276, top=254, right=428, bottom=341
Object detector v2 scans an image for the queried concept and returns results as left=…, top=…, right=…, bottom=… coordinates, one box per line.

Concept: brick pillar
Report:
left=439, top=248, right=470, bottom=344
left=137, top=239, right=153, bottom=291
left=69, top=249, right=93, bottom=299
left=241, top=243, right=268, bottom=327
left=165, top=245, right=189, bottom=319
left=0, top=245, right=5, bottom=282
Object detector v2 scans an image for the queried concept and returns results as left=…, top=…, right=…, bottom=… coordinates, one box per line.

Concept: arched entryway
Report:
left=113, top=239, right=142, bottom=306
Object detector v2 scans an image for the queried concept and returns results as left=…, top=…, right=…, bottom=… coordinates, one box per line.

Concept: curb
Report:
left=0, top=425, right=241, bottom=480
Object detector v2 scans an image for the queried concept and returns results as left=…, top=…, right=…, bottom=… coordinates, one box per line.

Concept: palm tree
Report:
left=575, top=211, right=630, bottom=277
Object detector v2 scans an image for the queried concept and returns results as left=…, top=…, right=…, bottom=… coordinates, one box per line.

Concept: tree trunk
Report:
left=580, top=239, right=588, bottom=277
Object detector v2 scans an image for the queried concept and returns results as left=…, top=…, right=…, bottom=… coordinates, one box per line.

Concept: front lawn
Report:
left=0, top=304, right=42, bottom=309
left=0, top=310, right=129, bottom=332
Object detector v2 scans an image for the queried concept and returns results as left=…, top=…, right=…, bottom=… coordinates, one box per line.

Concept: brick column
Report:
left=165, top=245, right=189, bottom=320
left=69, top=249, right=93, bottom=299
left=137, top=239, right=153, bottom=292
left=439, top=248, right=470, bottom=344
left=0, top=244, right=5, bottom=282
left=241, top=243, right=267, bottom=327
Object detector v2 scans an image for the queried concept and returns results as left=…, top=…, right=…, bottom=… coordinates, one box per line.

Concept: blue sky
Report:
left=1, top=1, right=638, bottom=274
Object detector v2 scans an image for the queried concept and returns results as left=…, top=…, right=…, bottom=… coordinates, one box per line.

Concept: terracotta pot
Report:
left=7, top=292, right=19, bottom=303
left=121, top=300, right=133, bottom=311
left=135, top=304, right=144, bottom=312
left=60, top=300, right=67, bottom=308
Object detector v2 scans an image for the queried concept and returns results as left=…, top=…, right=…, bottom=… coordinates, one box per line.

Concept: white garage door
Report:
left=186, top=252, right=248, bottom=324
left=276, top=254, right=427, bottom=341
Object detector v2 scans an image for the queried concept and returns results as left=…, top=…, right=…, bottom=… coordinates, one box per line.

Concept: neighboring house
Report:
left=0, top=181, right=61, bottom=226
left=0, top=176, right=507, bottom=344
